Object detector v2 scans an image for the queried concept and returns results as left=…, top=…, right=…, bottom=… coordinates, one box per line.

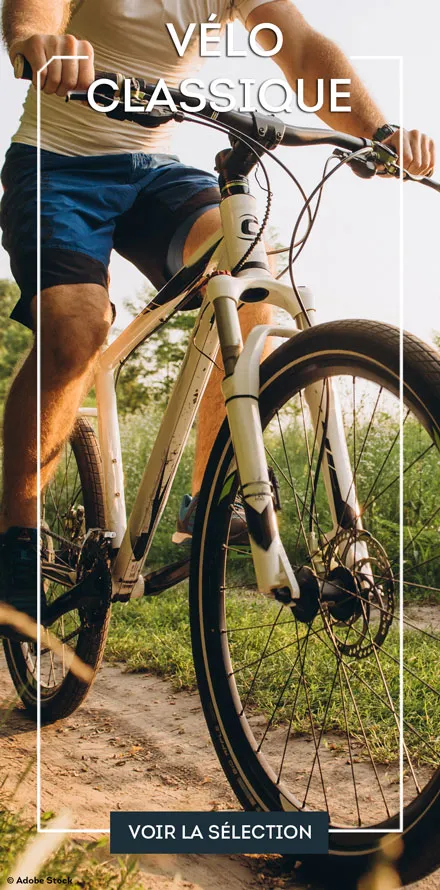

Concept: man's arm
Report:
left=247, top=0, right=435, bottom=176
left=2, top=0, right=94, bottom=95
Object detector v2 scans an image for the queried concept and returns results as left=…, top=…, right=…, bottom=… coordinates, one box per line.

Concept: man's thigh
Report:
left=1, top=146, right=221, bottom=326
left=0, top=144, right=136, bottom=329
left=113, top=161, right=221, bottom=290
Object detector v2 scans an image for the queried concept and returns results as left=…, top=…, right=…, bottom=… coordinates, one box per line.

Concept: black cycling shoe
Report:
left=0, top=527, right=47, bottom=642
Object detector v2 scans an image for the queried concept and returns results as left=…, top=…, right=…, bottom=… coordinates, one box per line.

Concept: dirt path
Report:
left=0, top=655, right=437, bottom=890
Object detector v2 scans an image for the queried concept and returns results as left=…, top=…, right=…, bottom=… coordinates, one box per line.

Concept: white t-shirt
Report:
left=13, top=0, right=276, bottom=156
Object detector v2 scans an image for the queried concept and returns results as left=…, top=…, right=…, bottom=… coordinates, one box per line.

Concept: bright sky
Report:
left=0, top=0, right=439, bottom=344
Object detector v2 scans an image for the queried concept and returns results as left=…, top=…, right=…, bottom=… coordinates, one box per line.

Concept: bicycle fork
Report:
left=210, top=273, right=368, bottom=603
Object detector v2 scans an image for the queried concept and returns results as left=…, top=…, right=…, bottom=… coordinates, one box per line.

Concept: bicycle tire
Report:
left=3, top=416, right=111, bottom=723
left=189, top=319, right=440, bottom=886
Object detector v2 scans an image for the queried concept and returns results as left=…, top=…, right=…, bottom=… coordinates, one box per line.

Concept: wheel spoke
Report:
left=320, top=609, right=392, bottom=819
left=301, top=617, right=355, bottom=811
left=362, top=410, right=410, bottom=507
left=291, top=381, right=328, bottom=558
left=240, top=605, right=284, bottom=712
left=279, top=620, right=330, bottom=813
left=333, top=383, right=382, bottom=536
left=363, top=442, right=435, bottom=516
left=256, top=628, right=309, bottom=752
left=276, top=410, right=313, bottom=561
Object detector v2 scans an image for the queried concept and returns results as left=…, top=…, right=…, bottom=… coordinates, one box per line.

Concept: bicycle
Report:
left=5, top=58, right=440, bottom=886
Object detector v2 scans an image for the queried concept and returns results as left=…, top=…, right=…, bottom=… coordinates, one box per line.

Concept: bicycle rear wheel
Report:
left=190, top=320, right=440, bottom=886
left=3, top=416, right=111, bottom=723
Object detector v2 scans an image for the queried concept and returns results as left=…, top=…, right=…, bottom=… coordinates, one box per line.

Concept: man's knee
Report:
left=183, top=206, right=276, bottom=281
left=32, top=284, right=112, bottom=380
left=183, top=206, right=221, bottom=265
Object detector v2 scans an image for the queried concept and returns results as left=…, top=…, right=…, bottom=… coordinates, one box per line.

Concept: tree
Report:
left=0, top=278, right=199, bottom=412
left=115, top=288, right=198, bottom=414
left=0, top=280, right=32, bottom=398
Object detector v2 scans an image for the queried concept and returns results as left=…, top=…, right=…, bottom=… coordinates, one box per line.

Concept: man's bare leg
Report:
left=182, top=207, right=273, bottom=496
left=0, top=283, right=112, bottom=532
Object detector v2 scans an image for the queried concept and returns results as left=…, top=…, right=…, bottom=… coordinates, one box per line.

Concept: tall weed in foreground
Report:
left=0, top=807, right=142, bottom=890
left=0, top=684, right=142, bottom=889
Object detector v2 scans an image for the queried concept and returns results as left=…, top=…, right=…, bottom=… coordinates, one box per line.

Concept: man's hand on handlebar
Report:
left=382, top=128, right=436, bottom=178
left=9, top=34, right=94, bottom=96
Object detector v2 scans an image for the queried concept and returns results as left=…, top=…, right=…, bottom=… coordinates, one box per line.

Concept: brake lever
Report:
left=336, top=142, right=399, bottom=172
left=334, top=143, right=398, bottom=179
left=372, top=142, right=399, bottom=176
left=371, top=143, right=440, bottom=188
left=334, top=146, right=440, bottom=193
left=332, top=148, right=377, bottom=179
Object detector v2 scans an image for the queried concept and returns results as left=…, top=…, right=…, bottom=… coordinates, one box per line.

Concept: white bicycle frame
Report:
left=87, top=185, right=366, bottom=602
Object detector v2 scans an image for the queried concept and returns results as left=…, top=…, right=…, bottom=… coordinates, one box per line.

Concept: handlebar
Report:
left=13, top=54, right=440, bottom=192
left=73, top=69, right=372, bottom=154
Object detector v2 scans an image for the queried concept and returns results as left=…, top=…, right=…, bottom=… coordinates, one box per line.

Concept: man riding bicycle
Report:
left=0, top=0, right=435, bottom=638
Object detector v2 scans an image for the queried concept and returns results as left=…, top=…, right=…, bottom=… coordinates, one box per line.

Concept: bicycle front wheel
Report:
left=190, top=320, right=440, bottom=886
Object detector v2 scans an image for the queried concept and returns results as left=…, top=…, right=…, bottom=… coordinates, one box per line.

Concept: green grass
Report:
left=0, top=809, right=142, bottom=889
left=106, top=587, right=440, bottom=766
left=106, top=584, right=194, bottom=686
left=119, top=413, right=195, bottom=569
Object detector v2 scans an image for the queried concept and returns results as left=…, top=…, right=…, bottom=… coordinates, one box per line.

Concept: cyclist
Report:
left=0, top=0, right=435, bottom=639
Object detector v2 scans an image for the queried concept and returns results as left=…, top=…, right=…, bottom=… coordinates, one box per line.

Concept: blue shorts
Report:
left=0, top=143, right=220, bottom=328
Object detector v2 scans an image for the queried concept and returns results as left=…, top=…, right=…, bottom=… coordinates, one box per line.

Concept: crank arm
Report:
left=44, top=567, right=108, bottom=625
left=41, top=560, right=76, bottom=587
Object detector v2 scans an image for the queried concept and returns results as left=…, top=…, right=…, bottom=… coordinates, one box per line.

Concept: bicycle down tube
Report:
left=91, top=176, right=368, bottom=602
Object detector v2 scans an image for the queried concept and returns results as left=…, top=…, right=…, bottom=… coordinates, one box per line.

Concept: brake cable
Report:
left=85, top=88, right=388, bottom=331
left=285, top=148, right=374, bottom=324
left=275, top=154, right=340, bottom=280
left=84, top=88, right=318, bottom=266
left=178, top=115, right=380, bottom=323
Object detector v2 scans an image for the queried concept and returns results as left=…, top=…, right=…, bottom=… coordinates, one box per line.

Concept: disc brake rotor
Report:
left=322, top=531, right=395, bottom=659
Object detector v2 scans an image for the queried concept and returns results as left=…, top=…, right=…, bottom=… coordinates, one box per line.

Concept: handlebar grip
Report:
left=13, top=54, right=33, bottom=80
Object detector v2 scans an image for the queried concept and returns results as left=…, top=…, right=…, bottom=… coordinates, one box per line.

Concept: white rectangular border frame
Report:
left=330, top=54, right=404, bottom=836
left=36, top=55, right=405, bottom=837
